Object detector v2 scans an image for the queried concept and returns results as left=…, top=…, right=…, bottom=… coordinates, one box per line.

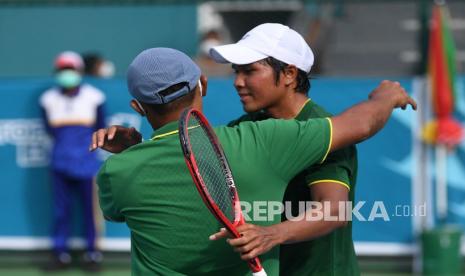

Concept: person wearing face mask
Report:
left=39, top=51, right=105, bottom=271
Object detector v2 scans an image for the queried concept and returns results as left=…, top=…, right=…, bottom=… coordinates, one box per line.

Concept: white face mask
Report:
left=56, top=69, right=82, bottom=89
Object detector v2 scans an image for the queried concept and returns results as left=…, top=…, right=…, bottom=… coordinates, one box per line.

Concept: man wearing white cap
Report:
left=90, top=47, right=415, bottom=275
left=209, top=23, right=360, bottom=275
left=39, top=51, right=105, bottom=271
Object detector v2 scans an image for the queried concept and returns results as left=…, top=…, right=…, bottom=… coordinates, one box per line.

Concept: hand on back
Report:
left=90, top=125, right=142, bottom=153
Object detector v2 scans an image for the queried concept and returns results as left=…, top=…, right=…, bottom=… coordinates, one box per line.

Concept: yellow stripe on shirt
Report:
left=319, top=117, right=333, bottom=164
left=151, top=125, right=200, bottom=141
left=295, top=98, right=311, bottom=116
left=309, top=179, right=350, bottom=191
left=151, top=130, right=180, bottom=140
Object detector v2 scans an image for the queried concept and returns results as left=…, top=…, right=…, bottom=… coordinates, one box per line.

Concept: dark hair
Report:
left=145, top=82, right=197, bottom=114
left=259, top=57, right=311, bottom=95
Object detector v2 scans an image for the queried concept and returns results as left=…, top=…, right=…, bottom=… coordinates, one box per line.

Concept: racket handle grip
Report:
left=248, top=256, right=266, bottom=276
left=252, top=268, right=267, bottom=276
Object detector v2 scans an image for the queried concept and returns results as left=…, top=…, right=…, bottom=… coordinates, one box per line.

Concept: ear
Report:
left=200, top=74, right=208, bottom=97
left=283, top=65, right=298, bottom=87
left=130, top=99, right=146, bottom=116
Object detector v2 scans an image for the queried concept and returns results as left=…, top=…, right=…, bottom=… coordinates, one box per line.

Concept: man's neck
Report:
left=265, top=93, right=309, bottom=119
left=149, top=102, right=202, bottom=130
left=149, top=112, right=182, bottom=130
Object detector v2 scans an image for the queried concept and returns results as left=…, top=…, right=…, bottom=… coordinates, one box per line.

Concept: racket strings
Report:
left=187, top=116, right=236, bottom=223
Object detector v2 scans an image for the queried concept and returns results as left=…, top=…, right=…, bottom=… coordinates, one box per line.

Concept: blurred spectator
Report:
left=82, top=52, right=115, bottom=78
left=39, top=51, right=105, bottom=271
left=195, top=30, right=233, bottom=76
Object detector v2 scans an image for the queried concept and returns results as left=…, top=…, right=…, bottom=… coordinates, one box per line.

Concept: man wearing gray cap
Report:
left=93, top=47, right=415, bottom=275
left=208, top=23, right=359, bottom=275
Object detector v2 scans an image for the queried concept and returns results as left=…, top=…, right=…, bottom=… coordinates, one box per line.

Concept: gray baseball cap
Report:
left=127, top=48, right=201, bottom=104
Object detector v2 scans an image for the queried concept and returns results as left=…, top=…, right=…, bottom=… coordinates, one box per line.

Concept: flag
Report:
left=426, top=3, right=462, bottom=147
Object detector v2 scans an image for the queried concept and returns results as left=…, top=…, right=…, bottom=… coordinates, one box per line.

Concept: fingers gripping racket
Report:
left=179, top=108, right=267, bottom=276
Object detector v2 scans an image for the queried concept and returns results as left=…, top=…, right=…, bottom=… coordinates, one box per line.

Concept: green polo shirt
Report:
left=97, top=117, right=332, bottom=275
left=229, top=100, right=360, bottom=276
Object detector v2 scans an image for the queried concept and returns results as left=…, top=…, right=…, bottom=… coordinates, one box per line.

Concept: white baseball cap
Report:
left=210, top=23, right=314, bottom=73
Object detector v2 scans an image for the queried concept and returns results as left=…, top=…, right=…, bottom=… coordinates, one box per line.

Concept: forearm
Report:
left=336, top=98, right=394, bottom=143
left=330, top=97, right=396, bottom=151
left=274, top=203, right=347, bottom=245
left=213, top=201, right=348, bottom=260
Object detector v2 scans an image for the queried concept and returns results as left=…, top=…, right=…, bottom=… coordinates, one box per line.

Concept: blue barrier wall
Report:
left=1, top=77, right=464, bottom=253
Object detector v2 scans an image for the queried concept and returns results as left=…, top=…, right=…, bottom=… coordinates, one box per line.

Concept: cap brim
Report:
left=210, top=43, right=267, bottom=65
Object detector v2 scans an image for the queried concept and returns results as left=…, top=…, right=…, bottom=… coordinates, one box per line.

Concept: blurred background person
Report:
left=39, top=51, right=105, bottom=271
left=195, top=29, right=233, bottom=77
left=82, top=52, right=115, bottom=78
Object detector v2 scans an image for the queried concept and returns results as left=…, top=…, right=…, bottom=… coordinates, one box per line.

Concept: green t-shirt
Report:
left=229, top=100, right=360, bottom=276
left=98, top=117, right=331, bottom=275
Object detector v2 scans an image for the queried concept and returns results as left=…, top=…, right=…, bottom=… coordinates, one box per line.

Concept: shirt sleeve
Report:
left=305, top=145, right=357, bottom=191
left=97, top=162, right=125, bottom=222
left=256, top=118, right=332, bottom=182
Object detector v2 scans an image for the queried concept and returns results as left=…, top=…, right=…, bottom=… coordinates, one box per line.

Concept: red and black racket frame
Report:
left=179, top=108, right=264, bottom=274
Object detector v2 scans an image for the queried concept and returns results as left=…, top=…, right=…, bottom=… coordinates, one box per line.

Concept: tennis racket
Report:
left=179, top=108, right=267, bottom=276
